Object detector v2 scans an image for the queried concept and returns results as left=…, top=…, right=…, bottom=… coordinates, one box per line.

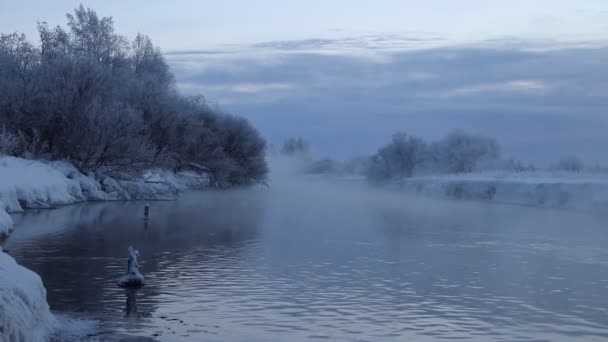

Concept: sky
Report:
left=2, top=1, right=608, bottom=163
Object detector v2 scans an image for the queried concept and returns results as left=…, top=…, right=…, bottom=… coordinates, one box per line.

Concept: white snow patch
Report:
left=144, top=169, right=210, bottom=191
left=0, top=247, right=55, bottom=342
left=0, top=156, right=84, bottom=213
left=0, top=201, right=12, bottom=237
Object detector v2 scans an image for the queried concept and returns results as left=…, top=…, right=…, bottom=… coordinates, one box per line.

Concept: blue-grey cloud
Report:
left=252, top=33, right=445, bottom=51
left=165, top=37, right=608, bottom=163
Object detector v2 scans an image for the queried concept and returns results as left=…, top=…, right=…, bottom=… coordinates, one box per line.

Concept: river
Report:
left=3, top=178, right=608, bottom=341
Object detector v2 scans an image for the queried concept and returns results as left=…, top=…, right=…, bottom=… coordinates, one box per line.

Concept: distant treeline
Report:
left=280, top=131, right=499, bottom=182
left=365, top=130, right=500, bottom=182
left=0, top=6, right=267, bottom=186
left=281, top=132, right=588, bottom=182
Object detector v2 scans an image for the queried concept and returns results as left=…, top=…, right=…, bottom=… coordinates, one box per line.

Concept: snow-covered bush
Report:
left=16, top=129, right=49, bottom=158
left=0, top=125, right=19, bottom=156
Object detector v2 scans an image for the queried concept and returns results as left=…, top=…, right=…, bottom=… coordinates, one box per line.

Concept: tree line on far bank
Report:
left=279, top=131, right=587, bottom=183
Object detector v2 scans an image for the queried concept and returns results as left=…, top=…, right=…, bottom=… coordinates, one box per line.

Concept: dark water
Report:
left=4, top=179, right=608, bottom=341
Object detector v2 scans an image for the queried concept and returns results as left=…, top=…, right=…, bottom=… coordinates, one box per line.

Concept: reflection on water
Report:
left=4, top=180, right=608, bottom=341
left=125, top=289, right=141, bottom=318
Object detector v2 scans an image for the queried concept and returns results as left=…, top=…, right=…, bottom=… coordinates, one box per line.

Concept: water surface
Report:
left=4, top=179, right=608, bottom=341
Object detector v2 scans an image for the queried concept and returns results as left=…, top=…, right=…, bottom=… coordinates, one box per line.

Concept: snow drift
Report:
left=0, top=247, right=55, bottom=342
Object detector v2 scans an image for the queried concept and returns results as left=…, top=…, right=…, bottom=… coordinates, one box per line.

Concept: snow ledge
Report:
left=0, top=156, right=210, bottom=237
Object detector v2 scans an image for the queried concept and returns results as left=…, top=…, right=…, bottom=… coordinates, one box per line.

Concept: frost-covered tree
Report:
left=280, top=137, right=309, bottom=157
left=61, top=100, right=155, bottom=173
left=366, top=132, right=427, bottom=182
left=66, top=5, right=129, bottom=65
left=213, top=115, right=268, bottom=186
left=0, top=33, right=39, bottom=128
left=431, top=130, right=500, bottom=173
left=305, top=158, right=338, bottom=174
left=0, top=6, right=268, bottom=186
left=0, top=125, right=19, bottom=155
left=557, top=155, right=582, bottom=172
left=365, top=130, right=501, bottom=183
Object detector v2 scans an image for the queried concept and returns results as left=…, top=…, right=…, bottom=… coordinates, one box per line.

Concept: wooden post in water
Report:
left=144, top=204, right=150, bottom=220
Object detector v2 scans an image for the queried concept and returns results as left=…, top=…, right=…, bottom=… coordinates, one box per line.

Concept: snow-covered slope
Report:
left=395, top=172, right=608, bottom=211
left=0, top=156, right=210, bottom=236
left=0, top=247, right=55, bottom=342
left=0, top=207, right=11, bottom=238
left=0, top=158, right=85, bottom=215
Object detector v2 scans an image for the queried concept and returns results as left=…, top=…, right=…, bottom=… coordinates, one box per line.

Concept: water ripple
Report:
left=3, top=190, right=608, bottom=341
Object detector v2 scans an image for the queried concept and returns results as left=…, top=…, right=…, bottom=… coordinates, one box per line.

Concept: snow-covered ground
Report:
left=0, top=246, right=55, bottom=341
left=394, top=171, right=608, bottom=211
left=0, top=156, right=210, bottom=236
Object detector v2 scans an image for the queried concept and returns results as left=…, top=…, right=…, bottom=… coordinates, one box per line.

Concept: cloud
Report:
left=440, top=80, right=550, bottom=97
left=177, top=81, right=295, bottom=104
left=179, top=82, right=294, bottom=94
left=164, top=35, right=608, bottom=162
left=251, top=33, right=445, bottom=51
left=407, top=72, right=435, bottom=81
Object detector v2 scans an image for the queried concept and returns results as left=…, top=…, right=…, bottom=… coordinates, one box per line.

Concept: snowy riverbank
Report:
left=0, top=246, right=55, bottom=341
left=0, top=155, right=209, bottom=237
left=393, top=172, right=608, bottom=211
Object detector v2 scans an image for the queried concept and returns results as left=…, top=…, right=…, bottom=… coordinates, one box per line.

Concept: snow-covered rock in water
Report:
left=117, top=246, right=145, bottom=287
left=0, top=247, right=55, bottom=341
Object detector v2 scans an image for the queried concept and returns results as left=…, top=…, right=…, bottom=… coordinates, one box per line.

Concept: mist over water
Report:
left=4, top=162, right=608, bottom=341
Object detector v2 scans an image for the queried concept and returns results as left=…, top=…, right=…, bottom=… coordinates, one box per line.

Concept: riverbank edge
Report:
left=315, top=172, right=608, bottom=212
left=0, top=245, right=56, bottom=342
left=0, top=155, right=210, bottom=237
